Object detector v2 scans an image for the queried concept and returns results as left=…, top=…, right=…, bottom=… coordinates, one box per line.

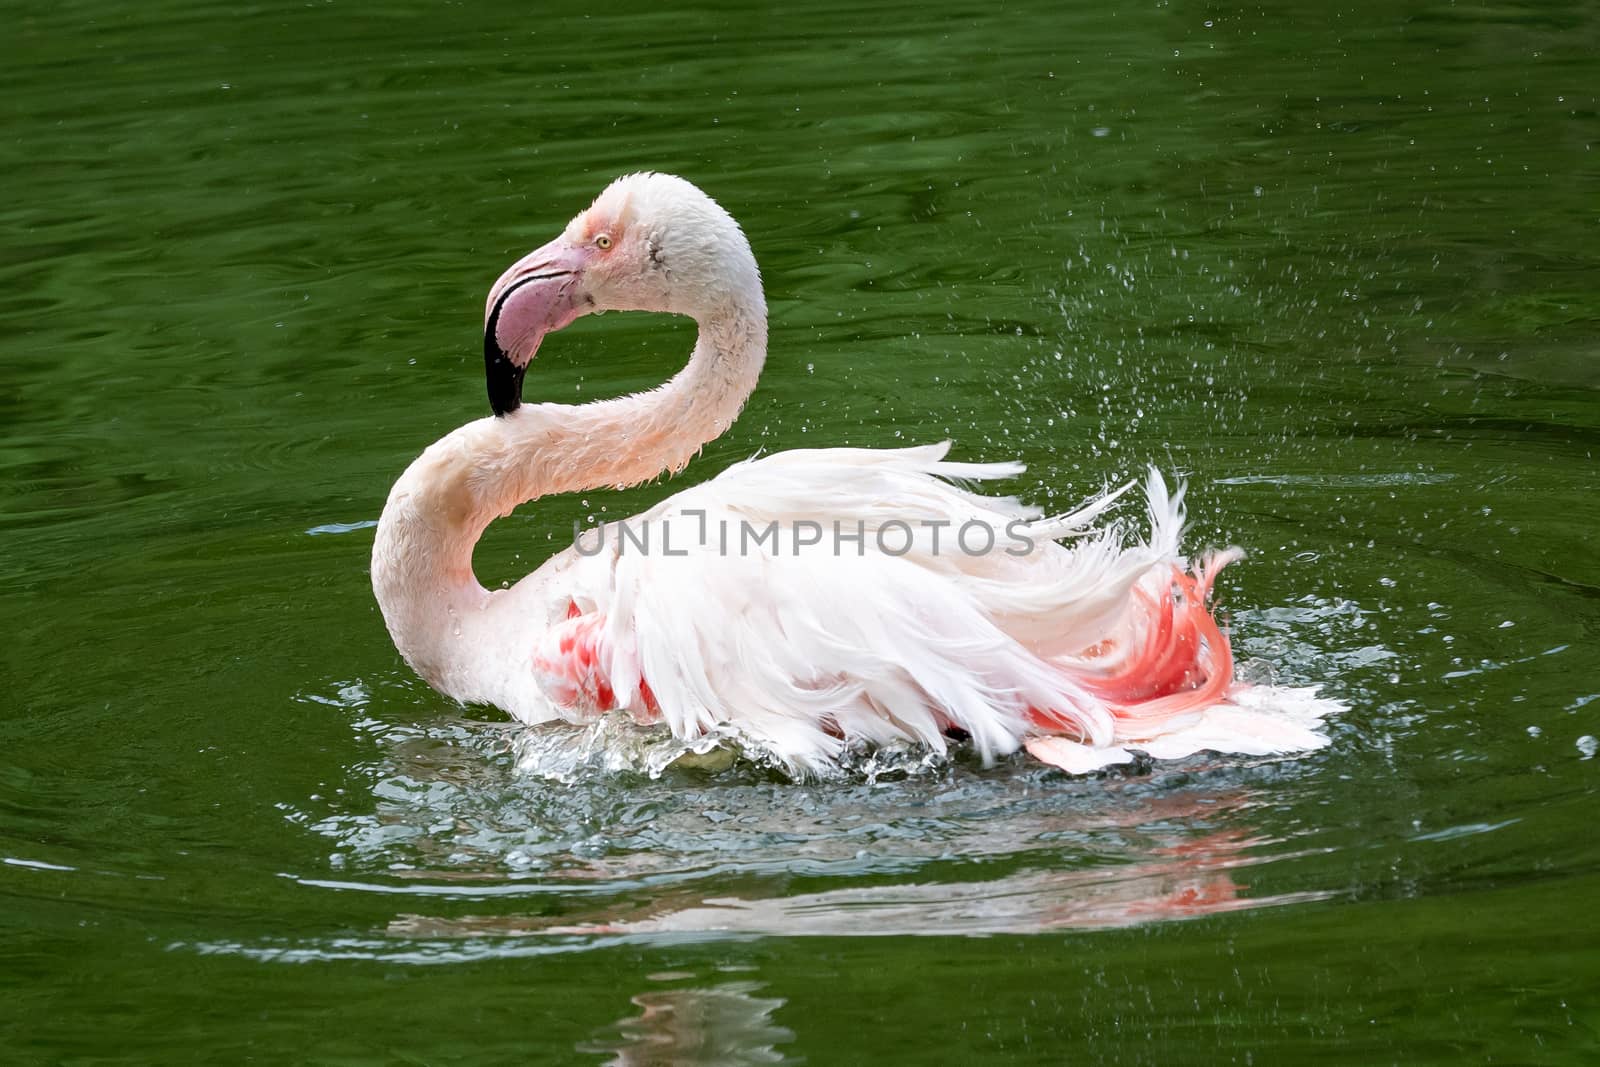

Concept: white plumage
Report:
left=371, top=173, right=1341, bottom=779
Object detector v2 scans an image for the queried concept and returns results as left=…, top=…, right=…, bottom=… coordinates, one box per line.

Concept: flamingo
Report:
left=371, top=172, right=1338, bottom=778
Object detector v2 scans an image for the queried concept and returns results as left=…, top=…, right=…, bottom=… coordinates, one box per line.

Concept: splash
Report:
left=511, top=712, right=963, bottom=785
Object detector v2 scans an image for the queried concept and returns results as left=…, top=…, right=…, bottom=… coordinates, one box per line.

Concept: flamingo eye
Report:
left=594, top=234, right=613, bottom=250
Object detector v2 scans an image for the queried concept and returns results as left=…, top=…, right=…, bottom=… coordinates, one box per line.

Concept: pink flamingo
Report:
left=371, top=173, right=1338, bottom=777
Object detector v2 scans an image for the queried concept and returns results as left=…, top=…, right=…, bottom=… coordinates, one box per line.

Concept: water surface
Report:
left=3, top=0, right=1598, bottom=1062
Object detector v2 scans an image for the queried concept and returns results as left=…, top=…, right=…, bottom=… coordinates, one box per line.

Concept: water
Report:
left=3, top=0, right=1597, bottom=1061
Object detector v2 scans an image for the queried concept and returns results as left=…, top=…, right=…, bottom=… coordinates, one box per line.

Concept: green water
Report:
left=4, top=0, right=1598, bottom=1061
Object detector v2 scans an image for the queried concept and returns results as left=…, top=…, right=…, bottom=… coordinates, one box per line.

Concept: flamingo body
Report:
left=372, top=173, right=1339, bottom=777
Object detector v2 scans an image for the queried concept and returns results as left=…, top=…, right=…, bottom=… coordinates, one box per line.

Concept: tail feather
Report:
left=1027, top=544, right=1246, bottom=746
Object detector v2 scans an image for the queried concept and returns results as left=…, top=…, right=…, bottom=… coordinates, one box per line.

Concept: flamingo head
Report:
left=483, top=172, right=759, bottom=416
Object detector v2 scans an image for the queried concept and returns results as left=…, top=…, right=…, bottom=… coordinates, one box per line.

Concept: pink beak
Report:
left=483, top=237, right=593, bottom=416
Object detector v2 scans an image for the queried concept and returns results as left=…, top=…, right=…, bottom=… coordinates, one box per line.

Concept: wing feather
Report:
left=524, top=445, right=1338, bottom=776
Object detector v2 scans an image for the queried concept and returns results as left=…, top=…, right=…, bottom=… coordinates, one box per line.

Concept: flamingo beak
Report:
left=483, top=238, right=593, bottom=416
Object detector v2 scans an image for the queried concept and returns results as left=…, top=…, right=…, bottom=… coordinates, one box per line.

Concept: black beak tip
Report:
left=484, top=334, right=525, bottom=417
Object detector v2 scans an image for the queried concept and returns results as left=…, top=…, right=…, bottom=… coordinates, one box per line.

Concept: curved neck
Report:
left=371, top=295, right=765, bottom=696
